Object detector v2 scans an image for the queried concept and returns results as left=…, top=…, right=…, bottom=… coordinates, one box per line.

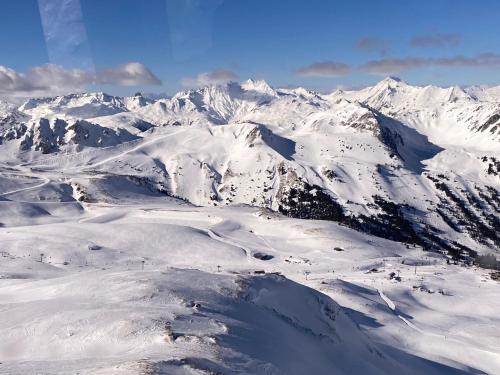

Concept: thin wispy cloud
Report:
left=296, top=52, right=500, bottom=77
left=181, top=69, right=239, bottom=87
left=410, top=33, right=462, bottom=48
left=294, top=61, right=351, bottom=77
left=0, top=62, right=161, bottom=100
left=355, top=37, right=390, bottom=55
left=361, top=53, right=500, bottom=75
left=361, top=58, right=427, bottom=75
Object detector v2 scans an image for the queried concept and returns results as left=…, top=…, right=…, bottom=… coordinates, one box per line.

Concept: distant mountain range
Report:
left=1, top=77, right=498, bottom=256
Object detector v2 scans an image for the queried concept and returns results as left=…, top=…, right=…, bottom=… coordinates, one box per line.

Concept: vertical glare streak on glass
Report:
left=38, top=0, right=94, bottom=72
left=165, top=0, right=223, bottom=61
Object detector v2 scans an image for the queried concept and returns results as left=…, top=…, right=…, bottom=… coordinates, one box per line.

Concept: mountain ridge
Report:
left=0, top=78, right=498, bottom=257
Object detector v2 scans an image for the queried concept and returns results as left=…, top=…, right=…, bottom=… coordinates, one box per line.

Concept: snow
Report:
left=0, top=99, right=15, bottom=115
left=0, top=196, right=498, bottom=373
left=334, top=78, right=499, bottom=150
left=0, top=77, right=499, bottom=374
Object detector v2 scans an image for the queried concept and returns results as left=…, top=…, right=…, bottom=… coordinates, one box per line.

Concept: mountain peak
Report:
left=241, top=79, right=276, bottom=96
left=377, top=76, right=407, bottom=87
left=385, top=76, right=402, bottom=82
left=0, top=99, right=15, bottom=114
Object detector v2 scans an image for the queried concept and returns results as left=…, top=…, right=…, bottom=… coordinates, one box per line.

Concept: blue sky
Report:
left=1, top=0, right=500, bottom=97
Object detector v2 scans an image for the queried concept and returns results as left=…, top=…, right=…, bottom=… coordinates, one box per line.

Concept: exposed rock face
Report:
left=15, top=118, right=140, bottom=153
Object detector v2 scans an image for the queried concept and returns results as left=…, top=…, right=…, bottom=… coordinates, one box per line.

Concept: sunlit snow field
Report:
left=0, top=179, right=498, bottom=374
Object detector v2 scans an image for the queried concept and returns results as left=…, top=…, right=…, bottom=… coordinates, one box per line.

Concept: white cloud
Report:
left=0, top=66, right=34, bottom=93
left=361, top=53, right=500, bottom=75
left=28, top=64, right=94, bottom=90
left=0, top=62, right=161, bottom=100
left=97, top=62, right=161, bottom=86
left=181, top=69, right=239, bottom=87
left=0, top=64, right=92, bottom=99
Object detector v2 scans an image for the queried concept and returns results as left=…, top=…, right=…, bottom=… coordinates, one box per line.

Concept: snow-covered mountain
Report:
left=0, top=99, right=15, bottom=114
left=19, top=92, right=130, bottom=119
left=466, top=84, right=500, bottom=102
left=1, top=78, right=499, bottom=374
left=332, top=77, right=500, bottom=148
left=0, top=78, right=498, bottom=256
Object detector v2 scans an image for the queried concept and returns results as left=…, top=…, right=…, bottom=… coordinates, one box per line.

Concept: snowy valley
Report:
left=0, top=77, right=499, bottom=374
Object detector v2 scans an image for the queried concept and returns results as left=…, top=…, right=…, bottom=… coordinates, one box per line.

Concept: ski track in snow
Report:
left=378, top=288, right=424, bottom=333
left=206, top=227, right=250, bottom=257
left=0, top=176, right=50, bottom=196
left=0, top=169, right=50, bottom=197
left=378, top=289, right=396, bottom=311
